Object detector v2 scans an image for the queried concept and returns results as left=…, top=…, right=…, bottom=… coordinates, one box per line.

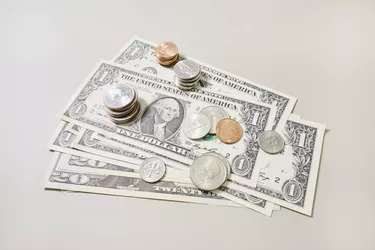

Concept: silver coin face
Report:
left=200, top=106, right=230, bottom=134
left=190, top=153, right=228, bottom=191
left=139, top=157, right=166, bottom=183
left=205, top=152, right=231, bottom=177
left=182, top=113, right=211, bottom=139
left=103, top=84, right=135, bottom=110
left=174, top=60, right=201, bottom=80
left=258, top=130, right=285, bottom=154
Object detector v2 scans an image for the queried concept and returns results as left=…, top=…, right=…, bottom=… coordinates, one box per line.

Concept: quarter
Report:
left=190, top=153, right=228, bottom=191
left=103, top=84, right=135, bottom=111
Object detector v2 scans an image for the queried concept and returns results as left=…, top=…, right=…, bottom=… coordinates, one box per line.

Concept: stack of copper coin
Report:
left=155, top=42, right=179, bottom=66
left=102, top=84, right=140, bottom=124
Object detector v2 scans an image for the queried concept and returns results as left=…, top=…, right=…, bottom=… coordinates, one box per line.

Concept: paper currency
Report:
left=48, top=123, right=275, bottom=215
left=224, top=115, right=326, bottom=215
left=60, top=60, right=277, bottom=187
left=112, top=36, right=297, bottom=133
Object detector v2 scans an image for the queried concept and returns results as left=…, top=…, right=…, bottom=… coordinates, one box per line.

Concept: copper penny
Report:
left=158, top=54, right=179, bottom=66
left=216, top=119, right=243, bottom=144
left=156, top=42, right=179, bottom=61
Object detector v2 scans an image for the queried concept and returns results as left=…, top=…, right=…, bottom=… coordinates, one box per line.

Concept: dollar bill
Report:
left=112, top=36, right=297, bottom=133
left=224, top=115, right=326, bottom=215
left=60, top=60, right=277, bottom=187
left=48, top=121, right=276, bottom=215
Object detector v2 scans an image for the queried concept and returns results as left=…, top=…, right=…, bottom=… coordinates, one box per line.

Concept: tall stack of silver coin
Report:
left=102, top=84, right=140, bottom=124
left=173, top=59, right=201, bottom=90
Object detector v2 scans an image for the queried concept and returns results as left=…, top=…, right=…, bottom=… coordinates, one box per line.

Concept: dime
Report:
left=205, top=152, right=231, bottom=177
left=156, top=42, right=179, bottom=61
left=174, top=60, right=201, bottom=81
left=216, top=119, right=243, bottom=144
left=182, top=113, right=211, bottom=139
left=200, top=106, right=230, bottom=134
left=103, top=84, right=135, bottom=111
left=258, top=130, right=285, bottom=154
left=190, top=153, right=228, bottom=191
left=139, top=157, right=166, bottom=183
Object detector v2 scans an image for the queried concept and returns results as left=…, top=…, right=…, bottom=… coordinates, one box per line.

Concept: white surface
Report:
left=0, top=0, right=374, bottom=249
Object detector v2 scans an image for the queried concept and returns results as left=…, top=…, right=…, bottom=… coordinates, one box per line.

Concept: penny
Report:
left=139, top=157, right=166, bottom=183
left=158, top=54, right=179, bottom=66
left=190, top=153, right=228, bottom=191
left=216, top=119, right=243, bottom=144
left=103, top=84, right=135, bottom=111
left=258, top=130, right=285, bottom=154
left=156, top=42, right=179, bottom=61
left=182, top=113, right=211, bottom=139
left=200, top=106, right=230, bottom=134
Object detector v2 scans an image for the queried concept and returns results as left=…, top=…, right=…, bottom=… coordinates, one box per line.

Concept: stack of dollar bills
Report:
left=46, top=36, right=326, bottom=217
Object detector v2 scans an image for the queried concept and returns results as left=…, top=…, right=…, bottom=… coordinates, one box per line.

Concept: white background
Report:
left=1, top=1, right=374, bottom=249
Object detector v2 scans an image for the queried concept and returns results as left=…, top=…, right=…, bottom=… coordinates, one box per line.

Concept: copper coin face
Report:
left=216, top=119, right=243, bottom=144
left=156, top=42, right=179, bottom=61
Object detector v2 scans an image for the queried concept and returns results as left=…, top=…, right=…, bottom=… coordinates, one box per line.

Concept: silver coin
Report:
left=139, top=157, right=166, bottom=183
left=175, top=81, right=198, bottom=91
left=182, top=113, right=211, bottom=139
left=104, top=99, right=138, bottom=118
left=258, top=130, right=285, bottom=154
left=174, top=74, right=201, bottom=84
left=174, top=60, right=201, bottom=81
left=103, top=84, right=135, bottom=111
left=175, top=77, right=199, bottom=87
left=190, top=153, right=228, bottom=191
left=107, top=101, right=140, bottom=124
left=205, top=152, right=231, bottom=177
left=200, top=106, right=230, bottom=134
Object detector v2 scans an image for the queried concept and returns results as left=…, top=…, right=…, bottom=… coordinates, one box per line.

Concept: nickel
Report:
left=258, top=130, right=285, bottom=154
left=182, top=113, right=211, bottom=139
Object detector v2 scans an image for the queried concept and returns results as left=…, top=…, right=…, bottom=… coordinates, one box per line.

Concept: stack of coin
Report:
left=155, top=42, right=179, bottom=66
left=190, top=152, right=230, bottom=191
left=173, top=60, right=201, bottom=91
left=102, top=84, right=140, bottom=124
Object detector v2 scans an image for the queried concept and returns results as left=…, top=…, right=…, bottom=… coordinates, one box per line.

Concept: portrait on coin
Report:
left=140, top=97, right=184, bottom=140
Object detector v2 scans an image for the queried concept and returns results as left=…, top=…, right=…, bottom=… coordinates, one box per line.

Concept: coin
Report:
left=190, top=153, right=228, bottom=191
left=158, top=54, right=179, bottom=66
left=216, top=119, right=243, bottom=144
left=258, top=130, right=285, bottom=154
left=139, top=157, right=166, bottom=183
left=200, top=106, right=230, bottom=134
left=107, top=101, right=140, bottom=124
left=156, top=42, right=179, bottom=61
left=103, top=84, right=135, bottom=111
left=174, top=60, right=201, bottom=81
left=104, top=101, right=137, bottom=118
left=205, top=152, right=231, bottom=177
left=182, top=113, right=211, bottom=139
